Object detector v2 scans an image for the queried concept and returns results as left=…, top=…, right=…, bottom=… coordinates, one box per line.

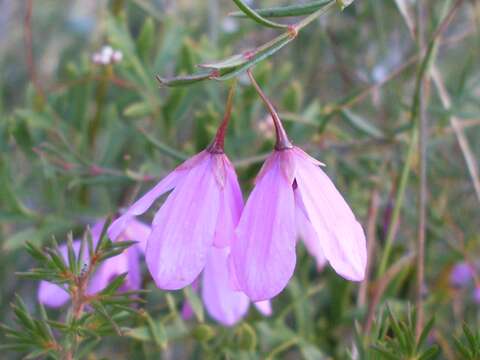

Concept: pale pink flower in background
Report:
left=474, top=287, right=480, bottom=305
left=450, top=261, right=474, bottom=287
left=181, top=247, right=271, bottom=326
left=231, top=71, right=367, bottom=301
left=38, top=219, right=150, bottom=308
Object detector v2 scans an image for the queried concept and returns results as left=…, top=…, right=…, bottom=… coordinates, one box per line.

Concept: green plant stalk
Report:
left=376, top=1, right=459, bottom=277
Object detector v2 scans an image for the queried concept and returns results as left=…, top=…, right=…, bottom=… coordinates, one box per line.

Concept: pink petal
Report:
left=122, top=219, right=151, bottom=253
left=108, top=167, right=184, bottom=241
left=38, top=281, right=70, bottom=308
left=293, top=147, right=325, bottom=167
left=254, top=300, right=272, bottom=316
left=180, top=278, right=200, bottom=321
left=202, top=247, right=249, bottom=326
left=213, top=159, right=243, bottom=248
left=90, top=220, right=106, bottom=244
left=294, top=190, right=327, bottom=270
left=88, top=249, right=131, bottom=294
left=232, top=154, right=297, bottom=301
left=181, top=301, right=194, bottom=320
left=146, top=154, right=221, bottom=290
left=227, top=254, right=242, bottom=291
left=294, top=152, right=366, bottom=281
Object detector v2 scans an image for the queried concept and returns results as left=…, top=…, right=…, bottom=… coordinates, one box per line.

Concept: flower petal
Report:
left=38, top=281, right=70, bottom=308
left=146, top=155, right=221, bottom=290
left=181, top=279, right=199, bottom=321
left=202, top=247, right=249, bottom=326
left=295, top=190, right=327, bottom=270
left=122, top=219, right=151, bottom=253
left=213, top=159, right=243, bottom=248
left=232, top=155, right=296, bottom=301
left=108, top=169, right=184, bottom=241
left=254, top=300, right=272, bottom=316
left=88, top=249, right=134, bottom=294
left=295, top=154, right=366, bottom=281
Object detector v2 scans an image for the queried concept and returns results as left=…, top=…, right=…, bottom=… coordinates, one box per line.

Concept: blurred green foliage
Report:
left=1, top=0, right=480, bottom=358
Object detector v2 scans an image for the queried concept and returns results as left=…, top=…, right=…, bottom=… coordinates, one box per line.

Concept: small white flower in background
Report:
left=92, top=45, right=123, bottom=65
left=222, top=17, right=238, bottom=34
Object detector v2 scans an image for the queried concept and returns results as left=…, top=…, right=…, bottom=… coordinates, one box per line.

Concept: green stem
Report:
left=376, top=0, right=462, bottom=277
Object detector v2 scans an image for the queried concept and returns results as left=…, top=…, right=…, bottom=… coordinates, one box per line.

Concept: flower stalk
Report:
left=247, top=70, right=292, bottom=150
left=208, top=82, right=237, bottom=154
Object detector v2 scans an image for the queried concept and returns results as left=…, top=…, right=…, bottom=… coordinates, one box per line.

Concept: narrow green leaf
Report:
left=156, top=71, right=214, bottom=87
left=371, top=346, right=399, bottom=360
left=94, top=218, right=112, bottom=254
left=24, top=349, right=52, bottom=360
left=183, top=286, right=204, bottom=323
left=99, top=273, right=127, bottom=296
left=416, top=317, right=435, bottom=350
left=232, top=0, right=288, bottom=29
left=25, top=241, right=49, bottom=263
left=341, top=109, right=385, bottom=138
left=90, top=301, right=122, bottom=336
left=136, top=126, right=188, bottom=161
left=137, top=17, right=155, bottom=60
left=418, top=346, right=440, bottom=360
left=453, top=339, right=470, bottom=359
left=462, top=324, right=478, bottom=353
left=199, top=52, right=249, bottom=71
left=77, top=231, right=87, bottom=275
left=215, top=32, right=294, bottom=81
left=85, top=226, right=95, bottom=260
left=230, top=0, right=332, bottom=18
left=66, top=232, right=76, bottom=274
left=123, top=101, right=153, bottom=118
left=144, top=312, right=167, bottom=349
left=37, top=303, right=55, bottom=340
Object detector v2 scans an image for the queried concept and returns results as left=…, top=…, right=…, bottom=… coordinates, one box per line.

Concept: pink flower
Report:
left=450, top=262, right=474, bottom=287
left=230, top=71, right=367, bottom=301
left=108, top=87, right=244, bottom=291
left=474, top=287, right=480, bottom=305
left=38, top=219, right=150, bottom=308
left=181, top=247, right=271, bottom=326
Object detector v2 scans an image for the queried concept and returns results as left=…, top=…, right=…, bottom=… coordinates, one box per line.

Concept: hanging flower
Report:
left=181, top=247, right=271, bottom=326
left=38, top=219, right=150, bottom=308
left=231, top=71, right=367, bottom=301
left=108, top=86, right=245, bottom=291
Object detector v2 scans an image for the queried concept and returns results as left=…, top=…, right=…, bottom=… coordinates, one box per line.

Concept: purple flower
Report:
left=231, top=148, right=366, bottom=301
left=109, top=151, right=241, bottom=290
left=38, top=219, right=150, bottom=308
left=474, top=287, right=480, bottom=305
left=109, top=89, right=244, bottom=292
left=181, top=246, right=271, bottom=326
left=230, top=71, right=367, bottom=301
left=450, top=262, right=474, bottom=287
